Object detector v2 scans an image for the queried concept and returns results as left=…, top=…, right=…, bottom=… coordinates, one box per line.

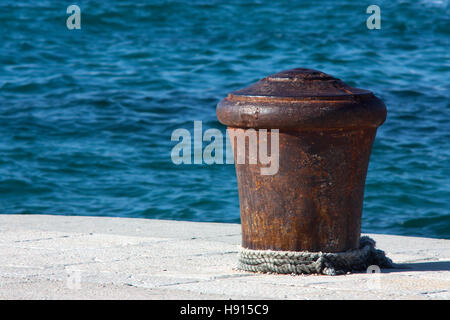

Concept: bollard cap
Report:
left=216, top=68, right=387, bottom=129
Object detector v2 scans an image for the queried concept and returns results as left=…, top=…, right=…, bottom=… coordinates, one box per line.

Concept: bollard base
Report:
left=237, top=236, right=394, bottom=276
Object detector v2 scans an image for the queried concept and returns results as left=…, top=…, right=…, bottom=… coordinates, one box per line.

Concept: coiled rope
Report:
left=238, top=236, right=394, bottom=275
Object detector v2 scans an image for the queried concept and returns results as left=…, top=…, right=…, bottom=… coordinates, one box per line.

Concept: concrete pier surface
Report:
left=0, top=214, right=449, bottom=300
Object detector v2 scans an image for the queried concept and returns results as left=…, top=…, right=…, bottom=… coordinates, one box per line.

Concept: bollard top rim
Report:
left=231, top=68, right=372, bottom=99
left=216, top=68, right=387, bottom=129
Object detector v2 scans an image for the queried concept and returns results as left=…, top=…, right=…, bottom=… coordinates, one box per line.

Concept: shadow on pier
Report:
left=383, top=261, right=450, bottom=273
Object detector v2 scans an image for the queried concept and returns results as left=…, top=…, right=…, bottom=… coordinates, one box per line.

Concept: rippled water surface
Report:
left=0, top=0, right=449, bottom=238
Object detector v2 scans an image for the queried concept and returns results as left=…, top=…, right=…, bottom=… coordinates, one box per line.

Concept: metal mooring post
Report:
left=217, top=68, right=392, bottom=275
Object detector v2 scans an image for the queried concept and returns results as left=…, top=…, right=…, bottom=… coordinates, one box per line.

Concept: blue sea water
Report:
left=0, top=0, right=449, bottom=239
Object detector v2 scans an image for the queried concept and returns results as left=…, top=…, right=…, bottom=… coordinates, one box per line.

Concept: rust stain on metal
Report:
left=217, top=68, right=387, bottom=253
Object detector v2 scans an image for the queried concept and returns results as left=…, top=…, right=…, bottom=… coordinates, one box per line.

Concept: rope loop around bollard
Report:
left=237, top=236, right=394, bottom=275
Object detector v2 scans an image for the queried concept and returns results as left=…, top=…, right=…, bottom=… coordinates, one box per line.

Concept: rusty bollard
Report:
left=217, top=68, right=392, bottom=275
